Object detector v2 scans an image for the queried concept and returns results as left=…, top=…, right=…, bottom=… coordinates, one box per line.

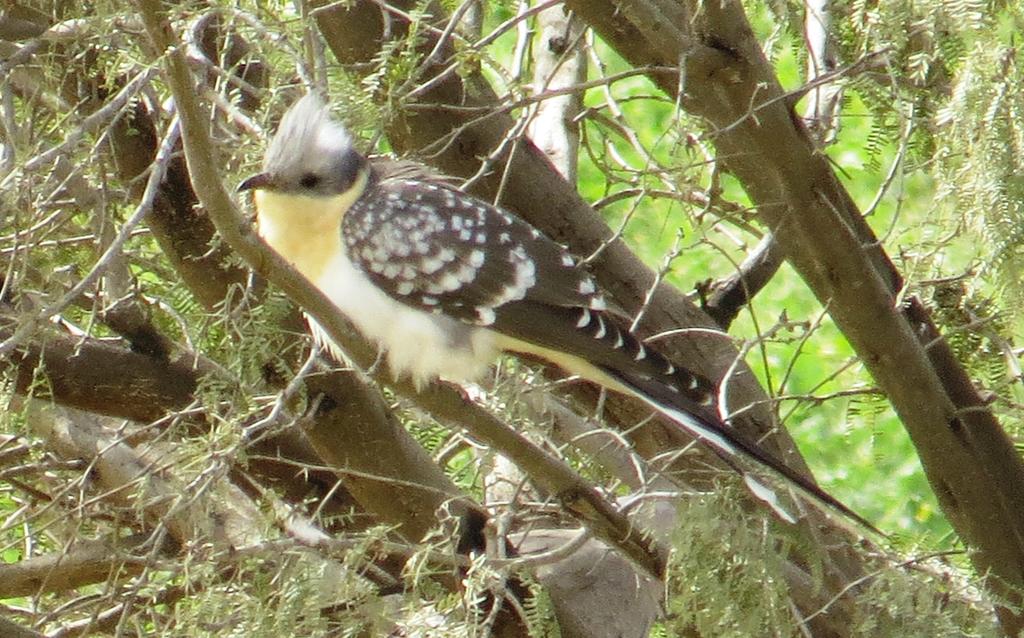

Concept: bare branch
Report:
left=25, top=400, right=263, bottom=548
left=0, top=534, right=150, bottom=598
left=526, top=3, right=586, bottom=181
left=700, top=233, right=786, bottom=330
left=4, top=324, right=201, bottom=424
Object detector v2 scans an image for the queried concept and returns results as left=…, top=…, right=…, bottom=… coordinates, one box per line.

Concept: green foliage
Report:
left=522, top=576, right=561, bottom=638
left=171, top=551, right=373, bottom=637
left=5, top=0, right=1024, bottom=635
left=934, top=40, right=1024, bottom=306
left=660, top=491, right=997, bottom=637
left=831, top=1, right=995, bottom=172
left=849, top=558, right=998, bottom=637
left=662, top=491, right=798, bottom=636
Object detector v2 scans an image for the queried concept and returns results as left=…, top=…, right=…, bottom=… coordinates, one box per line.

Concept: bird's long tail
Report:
left=600, top=365, right=879, bottom=533
left=490, top=300, right=876, bottom=532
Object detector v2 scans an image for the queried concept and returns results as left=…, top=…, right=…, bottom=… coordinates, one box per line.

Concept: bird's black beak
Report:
left=237, top=173, right=272, bottom=193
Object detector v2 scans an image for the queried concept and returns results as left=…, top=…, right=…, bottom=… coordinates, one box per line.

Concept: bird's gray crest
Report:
left=261, top=93, right=364, bottom=196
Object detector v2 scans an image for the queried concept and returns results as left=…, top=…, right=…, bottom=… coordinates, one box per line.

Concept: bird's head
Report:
left=238, top=94, right=368, bottom=199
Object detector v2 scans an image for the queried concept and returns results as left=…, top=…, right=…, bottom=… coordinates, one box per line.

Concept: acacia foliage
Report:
left=0, top=0, right=1020, bottom=636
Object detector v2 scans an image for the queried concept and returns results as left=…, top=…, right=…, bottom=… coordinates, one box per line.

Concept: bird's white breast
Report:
left=310, top=249, right=499, bottom=385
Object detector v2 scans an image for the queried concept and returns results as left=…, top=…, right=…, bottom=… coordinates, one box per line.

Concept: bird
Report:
left=238, top=93, right=874, bottom=531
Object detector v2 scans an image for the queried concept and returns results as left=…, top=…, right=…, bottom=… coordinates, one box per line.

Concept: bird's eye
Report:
left=299, top=173, right=321, bottom=189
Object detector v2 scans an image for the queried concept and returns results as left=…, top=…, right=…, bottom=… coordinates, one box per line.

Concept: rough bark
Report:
left=5, top=325, right=200, bottom=423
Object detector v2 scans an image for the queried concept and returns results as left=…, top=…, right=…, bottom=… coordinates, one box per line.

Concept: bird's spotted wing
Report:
left=343, top=176, right=717, bottom=406
left=343, top=178, right=606, bottom=324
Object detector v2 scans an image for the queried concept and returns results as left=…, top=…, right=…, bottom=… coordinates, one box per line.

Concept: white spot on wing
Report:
left=456, top=263, right=477, bottom=284
left=518, top=258, right=536, bottom=285
left=421, top=257, right=444, bottom=274
left=576, top=309, right=591, bottom=328
left=487, top=252, right=536, bottom=308
left=476, top=306, right=496, bottom=325
left=439, top=272, right=462, bottom=291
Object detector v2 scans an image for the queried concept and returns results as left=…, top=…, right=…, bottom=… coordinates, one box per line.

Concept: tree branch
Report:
left=25, top=400, right=263, bottom=547
left=700, top=233, right=785, bottom=330
left=5, top=324, right=200, bottom=424
left=135, top=0, right=667, bottom=581
left=0, top=534, right=150, bottom=598
left=568, top=0, right=1024, bottom=628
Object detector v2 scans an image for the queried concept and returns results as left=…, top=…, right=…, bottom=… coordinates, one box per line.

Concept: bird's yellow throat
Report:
left=253, top=171, right=369, bottom=281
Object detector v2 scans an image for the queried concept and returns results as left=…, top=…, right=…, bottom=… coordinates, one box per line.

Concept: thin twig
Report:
left=0, top=116, right=179, bottom=357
